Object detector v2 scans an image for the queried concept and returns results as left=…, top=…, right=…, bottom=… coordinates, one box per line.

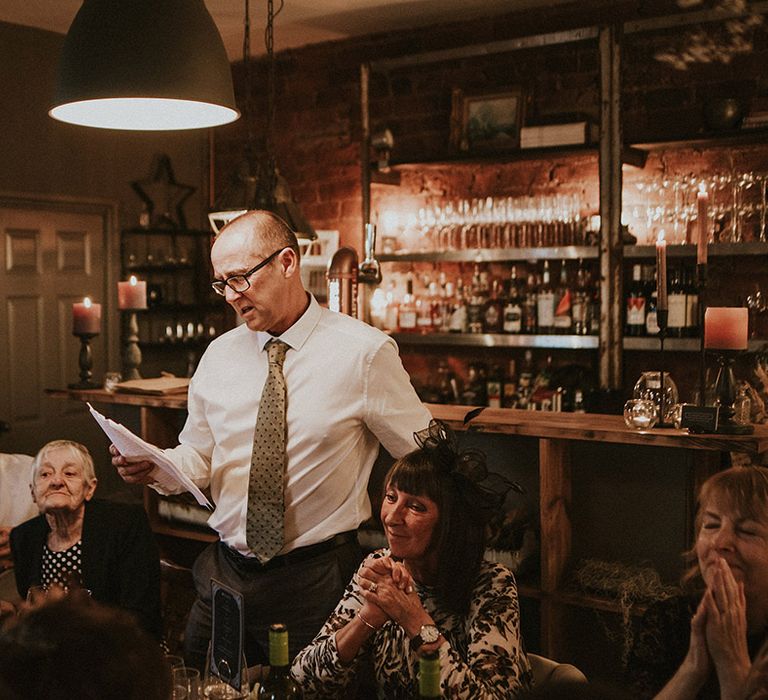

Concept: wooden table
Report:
left=48, top=388, right=768, bottom=660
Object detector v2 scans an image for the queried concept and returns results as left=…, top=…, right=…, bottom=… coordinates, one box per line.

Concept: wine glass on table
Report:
left=202, top=642, right=250, bottom=699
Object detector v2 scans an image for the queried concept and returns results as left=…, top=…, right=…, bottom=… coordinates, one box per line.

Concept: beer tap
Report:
left=358, top=223, right=382, bottom=285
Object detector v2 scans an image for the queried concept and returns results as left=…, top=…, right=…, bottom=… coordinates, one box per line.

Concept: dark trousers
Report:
left=184, top=537, right=362, bottom=671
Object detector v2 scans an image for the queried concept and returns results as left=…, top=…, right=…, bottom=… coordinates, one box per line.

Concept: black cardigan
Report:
left=10, top=498, right=162, bottom=638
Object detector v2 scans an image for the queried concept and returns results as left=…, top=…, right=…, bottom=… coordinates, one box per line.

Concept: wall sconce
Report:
left=371, top=129, right=395, bottom=172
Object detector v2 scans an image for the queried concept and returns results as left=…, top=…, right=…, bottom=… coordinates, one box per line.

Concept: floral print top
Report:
left=291, top=549, right=533, bottom=699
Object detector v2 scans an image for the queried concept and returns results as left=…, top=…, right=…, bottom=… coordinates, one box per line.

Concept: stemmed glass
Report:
left=202, top=642, right=250, bottom=699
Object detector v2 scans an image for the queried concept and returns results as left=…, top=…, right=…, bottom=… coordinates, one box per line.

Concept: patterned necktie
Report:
left=246, top=338, right=289, bottom=563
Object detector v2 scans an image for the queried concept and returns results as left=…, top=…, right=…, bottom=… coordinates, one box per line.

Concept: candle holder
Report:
left=654, top=308, right=676, bottom=428
left=121, top=311, right=142, bottom=380
left=711, top=350, right=754, bottom=434
left=69, top=332, right=100, bottom=389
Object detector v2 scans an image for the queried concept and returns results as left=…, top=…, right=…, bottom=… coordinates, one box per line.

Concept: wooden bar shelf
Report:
left=47, top=388, right=768, bottom=662
left=390, top=331, right=599, bottom=350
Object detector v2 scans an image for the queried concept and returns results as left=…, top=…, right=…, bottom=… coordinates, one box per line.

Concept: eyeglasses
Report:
left=210, top=248, right=285, bottom=296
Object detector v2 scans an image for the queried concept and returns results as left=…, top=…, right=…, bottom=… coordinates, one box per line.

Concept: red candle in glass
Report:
left=72, top=297, right=102, bottom=334
left=704, top=307, right=748, bottom=350
left=118, top=276, right=148, bottom=310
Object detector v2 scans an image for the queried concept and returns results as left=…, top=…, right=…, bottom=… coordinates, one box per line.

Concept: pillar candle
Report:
left=118, top=276, right=148, bottom=310
left=697, top=186, right=709, bottom=265
left=704, top=307, right=748, bottom=350
left=72, top=297, right=102, bottom=334
left=656, top=232, right=668, bottom=311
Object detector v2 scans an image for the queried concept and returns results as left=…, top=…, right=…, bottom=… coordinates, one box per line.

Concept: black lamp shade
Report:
left=50, top=0, right=239, bottom=130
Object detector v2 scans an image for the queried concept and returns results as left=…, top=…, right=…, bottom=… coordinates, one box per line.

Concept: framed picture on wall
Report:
left=450, top=87, right=525, bottom=153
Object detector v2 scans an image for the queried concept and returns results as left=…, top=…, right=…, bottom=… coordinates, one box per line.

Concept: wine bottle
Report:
left=503, top=265, right=523, bottom=334
left=536, top=261, right=555, bottom=333
left=625, top=264, right=647, bottom=336
left=552, top=263, right=572, bottom=334
left=259, top=624, right=303, bottom=699
left=667, top=266, right=686, bottom=338
left=398, top=273, right=417, bottom=332
left=418, top=650, right=441, bottom=699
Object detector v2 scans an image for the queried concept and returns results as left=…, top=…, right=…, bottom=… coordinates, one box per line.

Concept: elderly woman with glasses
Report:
left=9, top=440, right=161, bottom=636
left=291, top=420, right=532, bottom=699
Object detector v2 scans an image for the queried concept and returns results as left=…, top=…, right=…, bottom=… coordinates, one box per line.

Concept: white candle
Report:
left=697, top=186, right=709, bottom=265
left=72, top=297, right=102, bottom=334
left=117, top=276, right=148, bottom=310
left=704, top=307, right=748, bottom=350
left=656, top=231, right=668, bottom=311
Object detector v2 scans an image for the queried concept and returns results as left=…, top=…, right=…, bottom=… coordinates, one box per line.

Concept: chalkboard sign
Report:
left=210, top=579, right=245, bottom=690
left=681, top=405, right=720, bottom=434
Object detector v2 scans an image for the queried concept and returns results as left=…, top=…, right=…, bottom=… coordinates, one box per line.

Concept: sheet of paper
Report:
left=87, top=403, right=212, bottom=509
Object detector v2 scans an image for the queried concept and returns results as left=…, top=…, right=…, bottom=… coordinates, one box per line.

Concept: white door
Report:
left=0, top=201, right=113, bottom=458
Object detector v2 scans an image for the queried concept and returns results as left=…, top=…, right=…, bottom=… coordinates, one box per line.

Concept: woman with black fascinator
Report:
left=292, top=420, right=532, bottom=698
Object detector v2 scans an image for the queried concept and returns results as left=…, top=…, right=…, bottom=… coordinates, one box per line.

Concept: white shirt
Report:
left=158, top=295, right=431, bottom=556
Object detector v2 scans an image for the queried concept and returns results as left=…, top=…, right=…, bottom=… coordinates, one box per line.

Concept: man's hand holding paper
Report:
left=88, top=403, right=212, bottom=509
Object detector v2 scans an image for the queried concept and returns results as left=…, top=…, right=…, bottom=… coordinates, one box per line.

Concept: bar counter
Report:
left=46, top=387, right=768, bottom=662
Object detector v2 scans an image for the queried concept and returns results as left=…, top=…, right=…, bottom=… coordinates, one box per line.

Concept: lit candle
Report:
left=117, top=276, right=148, bottom=310
left=656, top=231, right=668, bottom=311
left=697, top=185, right=709, bottom=265
left=704, top=307, right=748, bottom=350
left=72, top=297, right=102, bottom=335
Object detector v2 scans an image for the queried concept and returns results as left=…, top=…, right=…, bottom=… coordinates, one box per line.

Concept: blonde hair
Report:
left=31, top=440, right=96, bottom=485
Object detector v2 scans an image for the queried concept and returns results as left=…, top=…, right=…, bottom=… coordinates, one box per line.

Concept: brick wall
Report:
left=215, top=2, right=768, bottom=251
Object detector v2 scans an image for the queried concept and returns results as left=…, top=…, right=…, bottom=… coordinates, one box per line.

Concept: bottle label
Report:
left=484, top=305, right=500, bottom=330
left=627, top=296, right=646, bottom=326
left=537, top=292, right=555, bottom=328
left=668, top=294, right=686, bottom=329
left=398, top=310, right=417, bottom=330
left=503, top=304, right=522, bottom=333
left=448, top=305, right=467, bottom=333
left=646, top=309, right=659, bottom=335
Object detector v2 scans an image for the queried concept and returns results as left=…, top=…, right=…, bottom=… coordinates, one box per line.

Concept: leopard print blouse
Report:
left=291, top=548, right=533, bottom=699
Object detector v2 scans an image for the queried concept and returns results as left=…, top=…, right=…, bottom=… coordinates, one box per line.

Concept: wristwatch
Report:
left=409, top=624, right=440, bottom=652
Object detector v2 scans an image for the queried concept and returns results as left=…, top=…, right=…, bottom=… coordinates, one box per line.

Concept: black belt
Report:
left=221, top=530, right=358, bottom=572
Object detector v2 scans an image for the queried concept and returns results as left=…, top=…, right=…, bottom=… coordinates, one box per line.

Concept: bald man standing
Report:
left=111, top=210, right=431, bottom=668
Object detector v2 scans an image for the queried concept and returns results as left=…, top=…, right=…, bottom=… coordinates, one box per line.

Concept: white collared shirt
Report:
left=158, top=296, right=432, bottom=556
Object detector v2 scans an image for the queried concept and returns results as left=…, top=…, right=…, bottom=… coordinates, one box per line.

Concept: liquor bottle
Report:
left=571, top=259, right=589, bottom=335
left=534, top=354, right=554, bottom=390
left=461, top=363, right=487, bottom=406
left=418, top=649, right=441, bottom=699
left=536, top=261, right=555, bottom=333
left=572, top=389, right=586, bottom=413
left=466, top=265, right=484, bottom=334
left=448, top=279, right=468, bottom=333
left=416, top=282, right=433, bottom=334
left=553, top=263, right=573, bottom=334
left=483, top=279, right=504, bottom=333
left=486, top=364, right=503, bottom=408
left=625, top=264, right=647, bottom=336
left=522, top=271, right=538, bottom=334
left=645, top=286, right=660, bottom=337
left=382, top=280, right=399, bottom=332
left=259, top=624, right=303, bottom=699
left=398, top=273, right=417, bottom=332
left=588, top=282, right=600, bottom=336
left=503, top=265, right=523, bottom=334
left=684, top=266, right=699, bottom=338
left=517, top=350, right=534, bottom=408
left=502, top=359, right=519, bottom=408
left=667, top=266, right=686, bottom=338
left=438, top=281, right=454, bottom=332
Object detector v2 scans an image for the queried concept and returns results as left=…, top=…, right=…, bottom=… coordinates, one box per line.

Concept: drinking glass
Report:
left=623, top=399, right=659, bottom=430
left=173, top=667, right=201, bottom=700
left=202, top=642, right=249, bottom=699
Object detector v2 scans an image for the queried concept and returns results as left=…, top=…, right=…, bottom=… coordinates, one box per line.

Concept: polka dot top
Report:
left=41, top=541, right=83, bottom=589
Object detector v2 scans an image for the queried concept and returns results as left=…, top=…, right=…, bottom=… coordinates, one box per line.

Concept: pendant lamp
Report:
left=208, top=0, right=316, bottom=241
left=50, top=0, right=239, bottom=131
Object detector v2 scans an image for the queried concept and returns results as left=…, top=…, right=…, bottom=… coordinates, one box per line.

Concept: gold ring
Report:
left=369, top=582, right=378, bottom=593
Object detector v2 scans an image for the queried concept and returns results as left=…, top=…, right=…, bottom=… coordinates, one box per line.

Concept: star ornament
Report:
left=131, top=154, right=196, bottom=229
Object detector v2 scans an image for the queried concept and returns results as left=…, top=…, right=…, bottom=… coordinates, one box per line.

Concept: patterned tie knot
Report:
left=266, top=339, right=288, bottom=368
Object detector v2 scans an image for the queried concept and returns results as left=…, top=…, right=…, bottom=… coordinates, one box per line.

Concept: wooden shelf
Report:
left=391, top=331, right=599, bottom=349
left=631, top=127, right=768, bottom=152
left=623, top=337, right=768, bottom=352
left=624, top=241, right=768, bottom=259
left=379, top=246, right=598, bottom=263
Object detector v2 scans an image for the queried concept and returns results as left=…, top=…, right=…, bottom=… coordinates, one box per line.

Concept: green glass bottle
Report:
left=258, top=624, right=303, bottom=699
left=418, top=650, right=441, bottom=699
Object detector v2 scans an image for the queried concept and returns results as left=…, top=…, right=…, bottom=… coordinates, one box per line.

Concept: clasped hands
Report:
left=684, top=555, right=751, bottom=698
left=356, top=557, right=428, bottom=636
